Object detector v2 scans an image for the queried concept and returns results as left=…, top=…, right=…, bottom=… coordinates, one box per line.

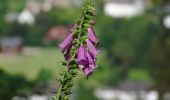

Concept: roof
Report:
left=117, top=81, right=151, bottom=91
left=0, top=37, right=23, bottom=47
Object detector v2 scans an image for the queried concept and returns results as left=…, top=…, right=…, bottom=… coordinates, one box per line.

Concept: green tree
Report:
left=0, top=0, right=7, bottom=36
left=0, top=69, right=30, bottom=100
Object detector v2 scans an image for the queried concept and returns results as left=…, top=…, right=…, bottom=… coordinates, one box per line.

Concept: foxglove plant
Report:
left=56, top=0, right=99, bottom=100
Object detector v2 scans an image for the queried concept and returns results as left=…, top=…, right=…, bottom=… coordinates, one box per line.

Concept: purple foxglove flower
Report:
left=86, top=51, right=96, bottom=70
left=59, top=33, right=73, bottom=53
left=86, top=39, right=98, bottom=57
left=64, top=45, right=72, bottom=61
left=83, top=67, right=93, bottom=76
left=69, top=23, right=77, bottom=33
left=86, top=51, right=94, bottom=64
left=88, top=26, right=99, bottom=44
left=89, top=64, right=96, bottom=70
left=77, top=45, right=88, bottom=66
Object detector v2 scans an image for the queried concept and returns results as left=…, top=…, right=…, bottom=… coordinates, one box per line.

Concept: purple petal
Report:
left=86, top=51, right=94, bottom=64
left=59, top=33, right=73, bottom=53
left=64, top=45, right=72, bottom=61
left=69, top=23, right=77, bottom=33
left=87, top=52, right=96, bottom=70
left=83, top=67, right=93, bottom=76
left=77, top=45, right=88, bottom=66
left=86, top=39, right=98, bottom=57
left=89, top=64, right=96, bottom=70
left=88, top=26, right=99, bottom=44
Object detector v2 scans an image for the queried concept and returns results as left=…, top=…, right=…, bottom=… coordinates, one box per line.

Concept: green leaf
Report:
left=61, top=61, right=67, bottom=66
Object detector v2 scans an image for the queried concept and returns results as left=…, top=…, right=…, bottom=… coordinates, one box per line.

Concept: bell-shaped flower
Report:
left=83, top=67, right=93, bottom=76
left=88, top=26, right=99, bottom=44
left=59, top=33, right=73, bottom=53
left=77, top=45, right=88, bottom=66
left=86, top=51, right=96, bottom=70
left=69, top=23, right=77, bottom=33
left=86, top=39, right=98, bottom=57
left=64, top=45, right=72, bottom=61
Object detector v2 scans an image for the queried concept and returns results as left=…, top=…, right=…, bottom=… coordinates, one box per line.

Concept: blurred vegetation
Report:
left=0, top=68, right=57, bottom=100
left=0, top=69, right=31, bottom=100
left=0, top=48, right=63, bottom=80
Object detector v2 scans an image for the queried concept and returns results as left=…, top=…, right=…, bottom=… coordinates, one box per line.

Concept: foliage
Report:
left=76, top=83, right=98, bottom=100
left=0, top=69, right=31, bottom=100
left=96, top=13, right=163, bottom=83
left=36, top=68, right=54, bottom=83
left=0, top=68, right=55, bottom=99
left=127, top=69, right=151, bottom=81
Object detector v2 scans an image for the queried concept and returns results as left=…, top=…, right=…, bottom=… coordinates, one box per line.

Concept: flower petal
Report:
left=87, top=52, right=96, bottom=70
left=69, top=23, right=77, bottom=33
left=88, top=26, right=99, bottom=44
left=86, top=51, right=94, bottom=64
left=86, top=39, right=98, bottom=57
left=59, top=33, right=73, bottom=53
left=83, top=67, right=93, bottom=76
left=64, top=45, right=72, bottom=61
left=77, top=45, right=88, bottom=66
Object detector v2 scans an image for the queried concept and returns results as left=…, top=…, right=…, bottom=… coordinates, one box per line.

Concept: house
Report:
left=104, top=0, right=146, bottom=18
left=94, top=88, right=158, bottom=100
left=94, top=81, right=158, bottom=100
left=45, top=25, right=67, bottom=41
left=26, top=0, right=82, bottom=11
left=0, top=37, right=23, bottom=54
left=44, top=25, right=68, bottom=45
left=164, top=15, right=170, bottom=29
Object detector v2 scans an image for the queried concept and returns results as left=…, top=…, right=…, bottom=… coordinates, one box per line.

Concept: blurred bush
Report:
left=36, top=68, right=53, bottom=83
left=0, top=69, right=30, bottom=100
left=0, top=68, right=54, bottom=99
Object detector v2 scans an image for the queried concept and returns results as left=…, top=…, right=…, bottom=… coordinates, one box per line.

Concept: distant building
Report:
left=104, top=0, right=145, bottom=18
left=94, top=81, right=154, bottom=100
left=52, top=0, right=83, bottom=8
left=45, top=25, right=67, bottom=41
left=0, top=37, right=23, bottom=54
left=28, top=95, right=48, bottom=100
left=94, top=88, right=158, bottom=100
left=117, top=81, right=150, bottom=91
left=164, top=15, right=170, bottom=29
left=26, top=0, right=82, bottom=11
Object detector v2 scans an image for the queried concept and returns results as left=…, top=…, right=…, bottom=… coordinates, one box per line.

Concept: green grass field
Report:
left=0, top=47, right=65, bottom=80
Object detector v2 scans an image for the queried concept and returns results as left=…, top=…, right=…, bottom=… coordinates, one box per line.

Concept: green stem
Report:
left=56, top=73, right=66, bottom=100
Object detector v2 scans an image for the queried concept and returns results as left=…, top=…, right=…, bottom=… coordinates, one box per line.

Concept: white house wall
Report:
left=104, top=0, right=145, bottom=18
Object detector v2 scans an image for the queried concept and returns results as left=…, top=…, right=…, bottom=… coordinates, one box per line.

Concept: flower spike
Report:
left=56, top=1, right=99, bottom=99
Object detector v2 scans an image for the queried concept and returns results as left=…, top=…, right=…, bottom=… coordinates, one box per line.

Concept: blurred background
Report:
left=0, top=0, right=170, bottom=100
